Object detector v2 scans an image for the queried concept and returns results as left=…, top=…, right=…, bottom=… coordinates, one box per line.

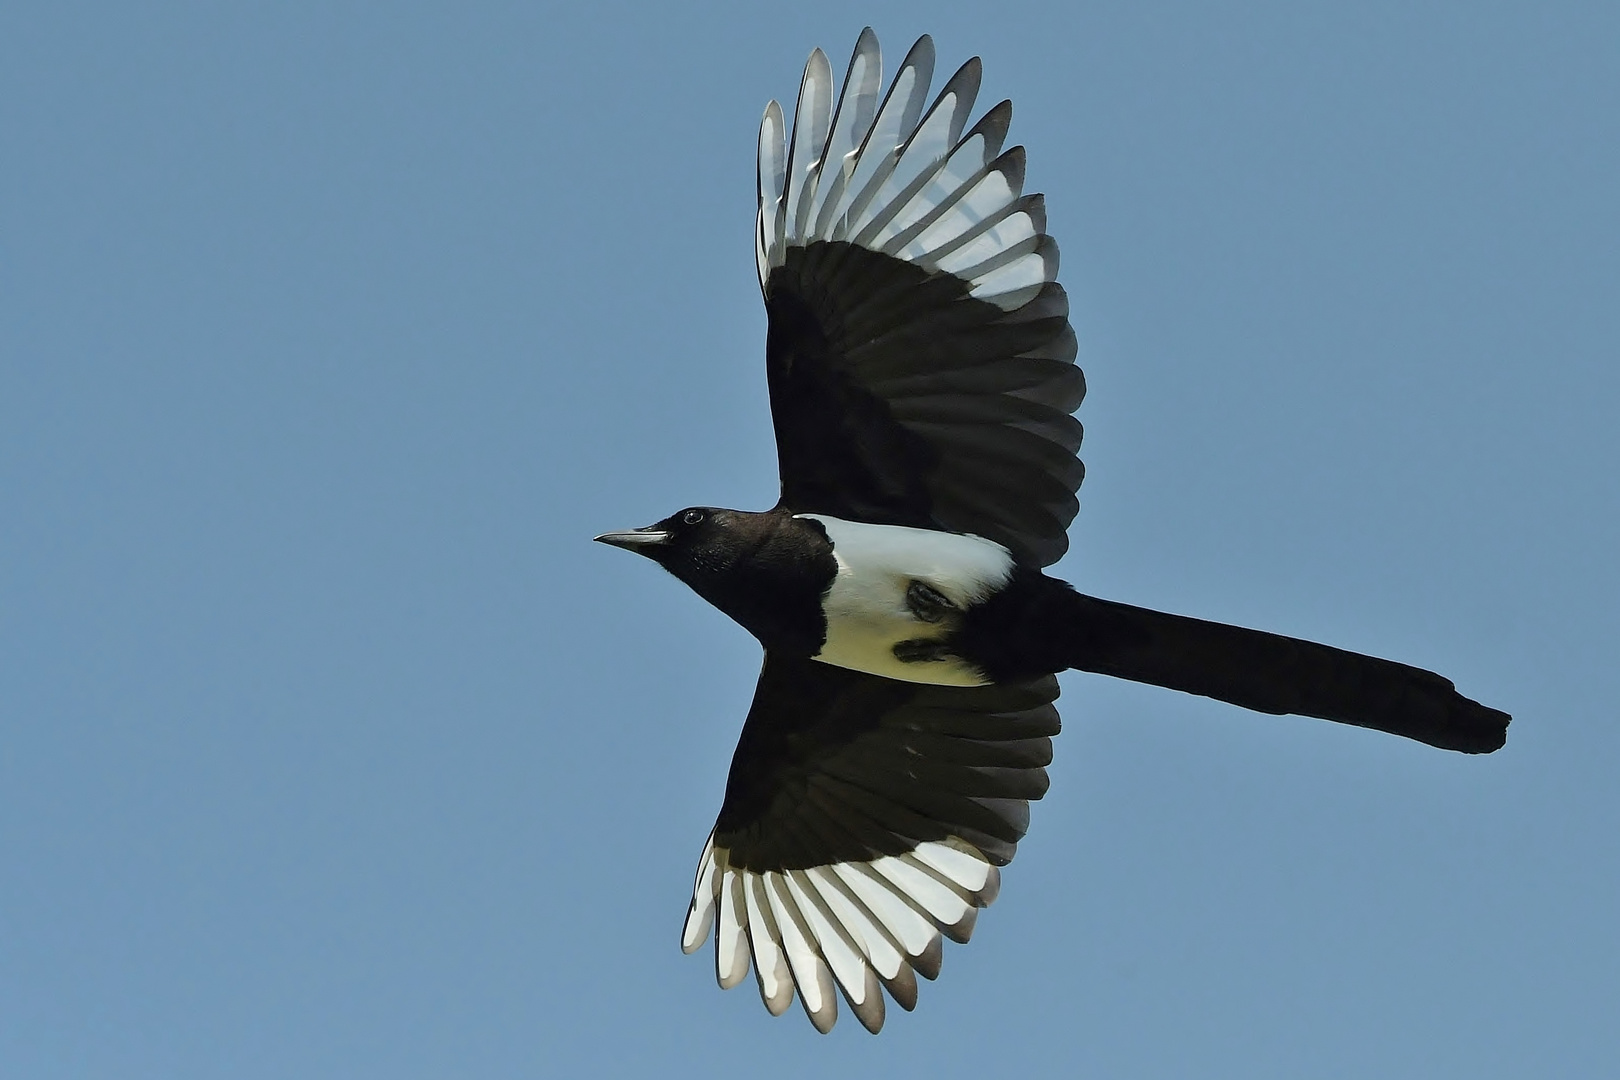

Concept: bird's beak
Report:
left=593, top=528, right=672, bottom=555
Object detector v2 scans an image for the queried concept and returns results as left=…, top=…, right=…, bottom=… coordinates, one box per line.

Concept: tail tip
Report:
left=1442, top=701, right=1510, bottom=755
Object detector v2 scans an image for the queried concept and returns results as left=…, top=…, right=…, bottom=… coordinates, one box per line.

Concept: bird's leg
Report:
left=893, top=638, right=955, bottom=664
left=905, top=580, right=956, bottom=624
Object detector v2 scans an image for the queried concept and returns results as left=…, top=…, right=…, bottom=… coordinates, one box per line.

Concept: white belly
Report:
left=799, top=515, right=1015, bottom=687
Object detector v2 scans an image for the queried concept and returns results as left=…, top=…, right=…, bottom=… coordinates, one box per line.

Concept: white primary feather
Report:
left=833, top=861, right=940, bottom=961
left=911, top=839, right=998, bottom=898
left=872, top=855, right=976, bottom=936
left=905, top=175, right=1025, bottom=265
left=744, top=874, right=793, bottom=1015
left=687, top=833, right=1006, bottom=1032
left=804, top=28, right=882, bottom=239
left=872, top=130, right=1005, bottom=255
left=805, top=866, right=908, bottom=980
left=826, top=37, right=935, bottom=244
left=715, top=868, right=751, bottom=989
left=757, top=30, right=1057, bottom=304
left=756, top=101, right=786, bottom=286
left=787, top=871, right=874, bottom=1005
left=681, top=835, right=720, bottom=953
left=783, top=49, right=833, bottom=246
left=971, top=249, right=1055, bottom=307
left=848, top=63, right=980, bottom=244
left=764, top=871, right=838, bottom=1032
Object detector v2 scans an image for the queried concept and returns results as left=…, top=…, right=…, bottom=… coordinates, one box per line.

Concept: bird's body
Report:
left=808, top=515, right=1014, bottom=687
left=596, top=30, right=1510, bottom=1034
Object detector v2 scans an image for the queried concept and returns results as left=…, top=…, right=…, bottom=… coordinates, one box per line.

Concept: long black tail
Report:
left=962, top=577, right=1510, bottom=754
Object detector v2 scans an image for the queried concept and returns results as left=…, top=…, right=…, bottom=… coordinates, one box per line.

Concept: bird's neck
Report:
left=676, top=509, right=836, bottom=656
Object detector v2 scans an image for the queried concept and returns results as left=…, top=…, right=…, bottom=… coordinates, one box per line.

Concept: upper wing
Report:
left=758, top=30, right=1085, bottom=568
left=681, top=651, right=1061, bottom=1033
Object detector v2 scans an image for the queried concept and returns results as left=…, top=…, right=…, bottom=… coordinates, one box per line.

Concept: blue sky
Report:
left=3, top=2, right=1617, bottom=1076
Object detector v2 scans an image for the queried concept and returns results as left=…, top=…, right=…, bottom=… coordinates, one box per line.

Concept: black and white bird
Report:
left=596, top=30, right=1510, bottom=1034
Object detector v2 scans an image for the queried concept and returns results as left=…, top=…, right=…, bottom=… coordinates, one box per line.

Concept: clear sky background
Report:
left=4, top=2, right=1617, bottom=1076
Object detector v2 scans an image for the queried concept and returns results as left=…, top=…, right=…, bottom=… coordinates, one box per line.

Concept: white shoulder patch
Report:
left=800, top=515, right=1013, bottom=686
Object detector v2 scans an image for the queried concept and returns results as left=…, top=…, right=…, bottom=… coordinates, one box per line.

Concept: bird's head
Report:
left=595, top=506, right=828, bottom=651
left=594, top=507, right=748, bottom=579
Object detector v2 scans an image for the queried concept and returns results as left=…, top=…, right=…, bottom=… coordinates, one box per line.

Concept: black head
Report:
left=594, top=507, right=752, bottom=576
left=594, top=506, right=835, bottom=653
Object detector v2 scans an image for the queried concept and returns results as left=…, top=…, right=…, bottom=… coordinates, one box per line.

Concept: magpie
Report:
left=596, top=30, right=1510, bottom=1034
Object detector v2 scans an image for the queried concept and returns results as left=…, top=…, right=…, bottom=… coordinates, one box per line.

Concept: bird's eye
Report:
left=682, top=509, right=706, bottom=525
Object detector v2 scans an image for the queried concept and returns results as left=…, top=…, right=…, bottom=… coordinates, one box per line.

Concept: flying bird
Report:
left=596, top=29, right=1510, bottom=1034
